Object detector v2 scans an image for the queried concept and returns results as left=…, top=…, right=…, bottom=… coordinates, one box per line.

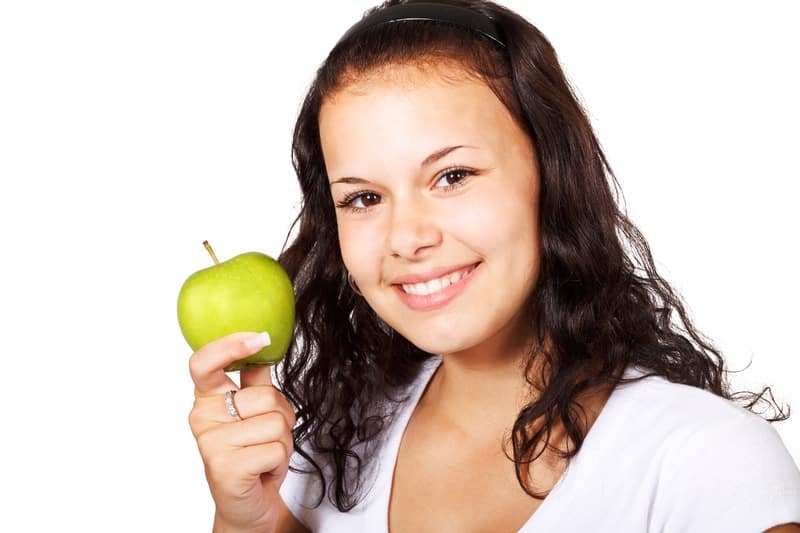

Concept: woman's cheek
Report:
left=337, top=216, right=383, bottom=278
left=445, top=185, right=521, bottom=248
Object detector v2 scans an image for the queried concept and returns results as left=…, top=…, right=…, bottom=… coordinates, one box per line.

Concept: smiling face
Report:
left=319, top=64, right=541, bottom=359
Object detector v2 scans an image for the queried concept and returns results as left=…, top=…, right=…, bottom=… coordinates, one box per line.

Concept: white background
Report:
left=1, top=1, right=798, bottom=530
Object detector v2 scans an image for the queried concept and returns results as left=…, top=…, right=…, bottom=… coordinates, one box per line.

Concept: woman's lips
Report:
left=393, top=262, right=481, bottom=311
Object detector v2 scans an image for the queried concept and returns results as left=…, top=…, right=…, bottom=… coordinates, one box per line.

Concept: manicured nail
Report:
left=245, top=332, right=271, bottom=351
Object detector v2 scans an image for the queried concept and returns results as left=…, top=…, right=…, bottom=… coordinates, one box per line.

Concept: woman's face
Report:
left=319, top=65, right=541, bottom=357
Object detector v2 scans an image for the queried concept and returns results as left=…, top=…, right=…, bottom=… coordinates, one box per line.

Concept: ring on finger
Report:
left=224, top=390, right=242, bottom=420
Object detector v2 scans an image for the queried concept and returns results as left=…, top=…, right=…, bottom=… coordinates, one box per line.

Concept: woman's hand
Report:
left=188, top=332, right=296, bottom=533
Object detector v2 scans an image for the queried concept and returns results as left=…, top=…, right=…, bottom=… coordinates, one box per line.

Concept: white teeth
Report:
left=401, top=265, right=474, bottom=296
left=429, top=278, right=443, bottom=293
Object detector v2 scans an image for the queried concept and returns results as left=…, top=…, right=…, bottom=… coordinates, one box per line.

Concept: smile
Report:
left=400, top=263, right=477, bottom=295
left=393, top=262, right=481, bottom=311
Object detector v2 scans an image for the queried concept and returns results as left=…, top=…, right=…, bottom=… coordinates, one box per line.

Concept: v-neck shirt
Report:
left=279, top=354, right=800, bottom=532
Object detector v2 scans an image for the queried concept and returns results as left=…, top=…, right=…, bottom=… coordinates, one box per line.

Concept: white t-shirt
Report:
left=279, top=355, right=800, bottom=532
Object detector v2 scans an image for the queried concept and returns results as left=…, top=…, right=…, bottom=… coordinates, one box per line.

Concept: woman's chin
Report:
left=398, top=329, right=476, bottom=356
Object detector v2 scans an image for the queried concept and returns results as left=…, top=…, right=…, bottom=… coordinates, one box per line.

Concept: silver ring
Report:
left=224, top=390, right=241, bottom=420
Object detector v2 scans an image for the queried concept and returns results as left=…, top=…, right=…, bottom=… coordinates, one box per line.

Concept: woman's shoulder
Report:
left=609, top=363, right=795, bottom=459
left=580, top=364, right=800, bottom=531
left=599, top=364, right=798, bottom=472
left=607, top=364, right=769, bottom=433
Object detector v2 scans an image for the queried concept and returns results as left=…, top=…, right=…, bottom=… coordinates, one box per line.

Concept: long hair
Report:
left=275, top=0, right=789, bottom=511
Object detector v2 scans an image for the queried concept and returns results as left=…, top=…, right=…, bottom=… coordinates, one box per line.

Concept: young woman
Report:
left=188, top=1, right=800, bottom=531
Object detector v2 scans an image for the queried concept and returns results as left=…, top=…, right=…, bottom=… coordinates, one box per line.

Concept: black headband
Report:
left=336, top=2, right=507, bottom=49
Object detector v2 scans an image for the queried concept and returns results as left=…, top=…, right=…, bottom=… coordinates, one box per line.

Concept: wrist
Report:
left=213, top=511, right=273, bottom=533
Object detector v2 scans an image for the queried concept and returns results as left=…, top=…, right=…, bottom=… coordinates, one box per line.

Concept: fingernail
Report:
left=245, top=332, right=271, bottom=351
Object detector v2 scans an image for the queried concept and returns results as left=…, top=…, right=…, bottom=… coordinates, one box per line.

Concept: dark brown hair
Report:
left=275, top=0, right=789, bottom=511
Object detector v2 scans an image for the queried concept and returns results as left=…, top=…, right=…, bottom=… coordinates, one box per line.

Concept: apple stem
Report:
left=203, top=240, right=220, bottom=265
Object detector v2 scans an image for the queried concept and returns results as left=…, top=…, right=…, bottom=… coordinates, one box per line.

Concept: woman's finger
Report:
left=192, top=385, right=297, bottom=428
left=228, top=412, right=294, bottom=453
left=189, top=331, right=272, bottom=396
left=203, top=411, right=294, bottom=454
left=232, top=441, right=291, bottom=480
left=241, top=364, right=272, bottom=388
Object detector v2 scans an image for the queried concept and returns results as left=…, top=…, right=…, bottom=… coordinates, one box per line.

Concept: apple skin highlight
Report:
left=177, top=248, right=296, bottom=372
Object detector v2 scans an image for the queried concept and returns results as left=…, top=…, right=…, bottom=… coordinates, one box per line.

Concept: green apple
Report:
left=177, top=241, right=295, bottom=371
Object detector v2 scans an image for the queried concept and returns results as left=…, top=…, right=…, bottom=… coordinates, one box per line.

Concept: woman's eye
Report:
left=335, top=190, right=381, bottom=212
left=434, top=167, right=475, bottom=189
left=350, top=192, right=380, bottom=210
left=335, top=166, right=476, bottom=213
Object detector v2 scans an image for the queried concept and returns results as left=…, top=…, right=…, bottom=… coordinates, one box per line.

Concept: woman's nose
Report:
left=387, top=197, right=441, bottom=259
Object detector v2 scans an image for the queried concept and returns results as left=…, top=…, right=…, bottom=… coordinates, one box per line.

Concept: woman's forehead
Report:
left=319, top=76, right=510, bottom=166
left=320, top=70, right=504, bottom=138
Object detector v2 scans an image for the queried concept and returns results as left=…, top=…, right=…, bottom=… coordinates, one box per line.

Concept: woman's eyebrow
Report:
left=329, top=144, right=479, bottom=186
left=420, top=144, right=478, bottom=168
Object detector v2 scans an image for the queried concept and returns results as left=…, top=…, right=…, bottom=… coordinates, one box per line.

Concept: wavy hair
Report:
left=274, top=0, right=789, bottom=511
